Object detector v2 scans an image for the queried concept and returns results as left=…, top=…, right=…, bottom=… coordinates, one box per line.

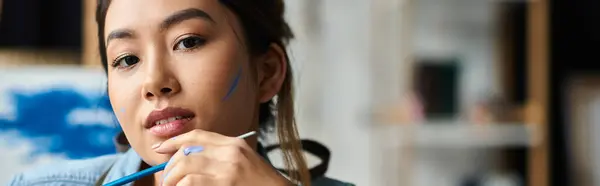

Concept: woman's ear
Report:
left=255, top=44, right=287, bottom=103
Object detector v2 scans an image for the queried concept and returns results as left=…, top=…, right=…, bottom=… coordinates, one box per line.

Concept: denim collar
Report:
left=102, top=148, right=143, bottom=186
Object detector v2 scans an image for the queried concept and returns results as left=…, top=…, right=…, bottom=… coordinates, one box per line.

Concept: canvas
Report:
left=0, top=66, right=120, bottom=184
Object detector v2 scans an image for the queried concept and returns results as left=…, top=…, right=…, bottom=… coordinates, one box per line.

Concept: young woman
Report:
left=8, top=0, right=353, bottom=185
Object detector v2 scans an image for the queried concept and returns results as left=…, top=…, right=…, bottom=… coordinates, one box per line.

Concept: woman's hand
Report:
left=153, top=129, right=292, bottom=186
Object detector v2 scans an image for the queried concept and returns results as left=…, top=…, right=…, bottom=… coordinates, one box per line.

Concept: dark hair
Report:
left=95, top=0, right=310, bottom=184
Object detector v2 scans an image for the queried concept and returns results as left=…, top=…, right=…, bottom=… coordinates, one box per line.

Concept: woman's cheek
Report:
left=108, top=77, right=143, bottom=130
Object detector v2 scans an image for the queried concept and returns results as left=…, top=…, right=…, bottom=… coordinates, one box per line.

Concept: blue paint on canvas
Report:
left=0, top=87, right=121, bottom=160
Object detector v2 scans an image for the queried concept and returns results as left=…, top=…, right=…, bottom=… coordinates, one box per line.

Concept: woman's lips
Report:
left=148, top=117, right=193, bottom=137
left=145, top=107, right=195, bottom=137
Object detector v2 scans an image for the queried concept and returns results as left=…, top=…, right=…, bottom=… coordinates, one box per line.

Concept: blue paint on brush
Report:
left=223, top=67, right=242, bottom=101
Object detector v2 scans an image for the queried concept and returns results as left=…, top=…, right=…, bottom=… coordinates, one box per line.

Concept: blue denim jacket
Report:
left=7, top=142, right=353, bottom=186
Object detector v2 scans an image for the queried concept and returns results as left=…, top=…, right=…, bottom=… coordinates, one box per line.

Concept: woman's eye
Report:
left=112, top=55, right=140, bottom=68
left=174, top=36, right=206, bottom=50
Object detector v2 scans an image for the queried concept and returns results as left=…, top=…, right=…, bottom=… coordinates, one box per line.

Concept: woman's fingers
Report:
left=162, top=149, right=235, bottom=186
left=174, top=174, right=227, bottom=186
left=162, top=155, right=210, bottom=186
left=154, top=129, right=244, bottom=154
left=161, top=147, right=187, bottom=184
left=154, top=130, right=263, bottom=185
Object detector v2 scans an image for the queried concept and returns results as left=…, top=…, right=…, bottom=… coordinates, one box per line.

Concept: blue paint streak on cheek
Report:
left=222, top=67, right=242, bottom=101
left=120, top=108, right=126, bottom=114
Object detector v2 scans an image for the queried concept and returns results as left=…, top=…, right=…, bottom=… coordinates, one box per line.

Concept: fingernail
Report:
left=154, top=145, right=176, bottom=153
left=151, top=142, right=162, bottom=149
left=183, top=146, right=204, bottom=156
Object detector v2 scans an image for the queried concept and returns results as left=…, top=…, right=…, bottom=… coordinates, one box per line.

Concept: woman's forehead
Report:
left=104, top=0, right=232, bottom=36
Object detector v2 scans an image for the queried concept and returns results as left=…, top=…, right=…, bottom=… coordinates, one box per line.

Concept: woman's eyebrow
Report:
left=105, top=8, right=215, bottom=46
left=160, top=8, right=216, bottom=32
left=106, top=29, right=135, bottom=46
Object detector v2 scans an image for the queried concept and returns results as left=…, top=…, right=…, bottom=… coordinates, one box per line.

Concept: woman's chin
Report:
left=143, top=152, right=173, bottom=166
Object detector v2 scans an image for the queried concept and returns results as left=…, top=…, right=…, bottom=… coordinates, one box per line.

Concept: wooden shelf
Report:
left=0, top=49, right=80, bottom=66
left=373, top=123, right=538, bottom=148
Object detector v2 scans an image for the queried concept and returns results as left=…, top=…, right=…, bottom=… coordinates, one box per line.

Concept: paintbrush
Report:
left=103, top=131, right=257, bottom=186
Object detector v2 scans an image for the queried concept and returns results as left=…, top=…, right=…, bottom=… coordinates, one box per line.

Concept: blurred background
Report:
left=0, top=0, right=597, bottom=185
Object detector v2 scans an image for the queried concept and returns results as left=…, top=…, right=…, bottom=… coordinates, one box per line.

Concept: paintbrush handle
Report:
left=103, top=131, right=256, bottom=186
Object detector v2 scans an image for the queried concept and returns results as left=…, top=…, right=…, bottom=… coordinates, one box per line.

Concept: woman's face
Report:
left=104, top=0, right=283, bottom=165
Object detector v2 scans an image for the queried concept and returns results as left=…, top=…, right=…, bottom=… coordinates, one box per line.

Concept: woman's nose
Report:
left=142, top=63, right=181, bottom=100
left=146, top=87, right=175, bottom=98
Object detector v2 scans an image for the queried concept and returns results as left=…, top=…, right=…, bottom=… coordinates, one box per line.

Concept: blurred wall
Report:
left=414, top=0, right=500, bottom=113
left=284, top=0, right=504, bottom=185
left=286, top=0, right=375, bottom=185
